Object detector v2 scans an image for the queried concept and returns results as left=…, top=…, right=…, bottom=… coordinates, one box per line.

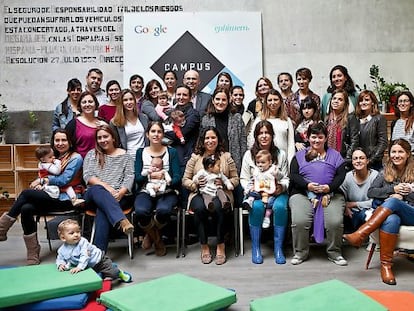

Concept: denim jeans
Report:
left=381, top=198, right=414, bottom=233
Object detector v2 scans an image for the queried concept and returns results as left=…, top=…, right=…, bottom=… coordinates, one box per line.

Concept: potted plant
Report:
left=0, top=94, right=9, bottom=144
left=370, top=65, right=409, bottom=113
left=28, top=111, right=41, bottom=144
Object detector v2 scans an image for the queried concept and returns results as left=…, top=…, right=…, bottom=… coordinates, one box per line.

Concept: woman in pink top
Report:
left=98, top=80, right=122, bottom=123
left=66, top=91, right=107, bottom=158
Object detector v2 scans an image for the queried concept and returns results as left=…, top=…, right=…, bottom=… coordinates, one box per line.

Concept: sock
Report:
left=118, top=269, right=132, bottom=283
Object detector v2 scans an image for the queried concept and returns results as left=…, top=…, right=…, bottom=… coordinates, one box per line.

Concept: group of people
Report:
left=0, top=65, right=413, bottom=286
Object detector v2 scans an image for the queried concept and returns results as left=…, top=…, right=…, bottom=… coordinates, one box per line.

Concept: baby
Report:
left=56, top=219, right=132, bottom=282
left=35, top=146, right=78, bottom=203
left=243, top=150, right=284, bottom=229
left=192, top=155, right=234, bottom=212
left=305, top=149, right=332, bottom=208
left=155, top=91, right=173, bottom=121
left=141, top=157, right=171, bottom=197
left=169, top=110, right=186, bottom=144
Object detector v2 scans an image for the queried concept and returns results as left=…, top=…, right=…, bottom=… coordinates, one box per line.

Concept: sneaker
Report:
left=118, top=270, right=133, bottom=283
left=242, top=197, right=253, bottom=211
left=291, top=255, right=307, bottom=265
left=262, top=217, right=271, bottom=229
left=328, top=255, right=348, bottom=266
left=311, top=198, right=319, bottom=209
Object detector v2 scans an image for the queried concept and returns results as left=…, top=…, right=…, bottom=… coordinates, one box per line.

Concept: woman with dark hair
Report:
left=83, top=124, right=135, bottom=252
left=294, top=96, right=320, bottom=151
left=326, top=88, right=359, bottom=164
left=134, top=121, right=181, bottom=256
left=52, top=78, right=82, bottom=131
left=240, top=120, right=289, bottom=264
left=141, top=79, right=164, bottom=121
left=344, top=139, right=414, bottom=285
left=66, top=91, right=107, bottom=158
left=182, top=126, right=239, bottom=265
left=391, top=91, right=414, bottom=153
left=294, top=67, right=320, bottom=113
left=201, top=87, right=247, bottom=173
left=0, top=129, right=84, bottom=264
left=289, top=122, right=347, bottom=266
left=163, top=70, right=177, bottom=104
left=98, top=80, right=122, bottom=123
left=110, top=89, right=149, bottom=156
left=248, top=89, right=295, bottom=165
left=321, top=65, right=358, bottom=119
left=353, top=90, right=387, bottom=170
left=230, top=86, right=245, bottom=115
left=244, top=77, right=273, bottom=126
left=215, top=72, right=233, bottom=91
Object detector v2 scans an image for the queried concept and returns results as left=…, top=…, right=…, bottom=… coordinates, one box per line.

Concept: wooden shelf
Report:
left=14, top=144, right=48, bottom=170
left=0, top=145, right=13, bottom=171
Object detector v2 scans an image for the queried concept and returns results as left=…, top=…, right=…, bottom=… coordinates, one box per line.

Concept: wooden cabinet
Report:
left=0, top=144, right=47, bottom=213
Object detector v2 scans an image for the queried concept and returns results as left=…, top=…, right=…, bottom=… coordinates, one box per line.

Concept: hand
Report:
left=150, top=170, right=164, bottom=180
left=394, top=183, right=410, bottom=196
left=295, top=142, right=306, bottom=151
left=344, top=207, right=353, bottom=218
left=388, top=193, right=403, bottom=200
left=30, top=178, right=42, bottom=189
left=58, top=264, right=67, bottom=272
left=70, top=267, right=82, bottom=274
left=274, top=183, right=283, bottom=195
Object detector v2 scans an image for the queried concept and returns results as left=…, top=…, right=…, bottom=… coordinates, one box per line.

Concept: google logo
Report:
left=134, top=25, right=167, bottom=36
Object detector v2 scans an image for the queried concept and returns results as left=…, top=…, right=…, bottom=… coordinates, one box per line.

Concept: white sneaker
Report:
left=291, top=255, right=307, bottom=265
left=328, top=255, right=348, bottom=266
left=262, top=217, right=271, bottom=229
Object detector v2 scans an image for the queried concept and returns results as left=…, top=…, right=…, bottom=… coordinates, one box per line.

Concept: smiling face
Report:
left=331, top=69, right=346, bottom=89
left=53, top=132, right=70, bottom=155
left=183, top=70, right=200, bottom=91
left=396, top=94, right=411, bottom=114
left=256, top=79, right=270, bottom=98
left=122, top=92, right=136, bottom=112
left=231, top=88, right=244, bottom=105
left=352, top=150, right=369, bottom=172
left=330, top=92, right=345, bottom=112
left=266, top=93, right=281, bottom=116
left=213, top=91, right=229, bottom=113
left=67, top=86, right=82, bottom=104
left=163, top=72, right=177, bottom=90
left=96, top=129, right=115, bottom=152
left=80, top=94, right=97, bottom=115
left=86, top=71, right=102, bottom=93
left=107, top=84, right=121, bottom=102
left=389, top=143, right=410, bottom=169
left=149, top=84, right=161, bottom=99
left=359, top=94, right=373, bottom=114
left=309, top=132, right=327, bottom=153
left=278, top=74, right=293, bottom=92
left=130, top=77, right=143, bottom=95
left=204, top=130, right=219, bottom=155
left=175, top=86, right=190, bottom=105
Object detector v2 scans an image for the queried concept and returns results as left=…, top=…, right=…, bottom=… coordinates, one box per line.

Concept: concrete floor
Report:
left=1, top=219, right=414, bottom=310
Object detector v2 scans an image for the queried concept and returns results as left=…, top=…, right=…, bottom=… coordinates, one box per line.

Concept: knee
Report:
left=251, top=200, right=264, bottom=214
left=381, top=214, right=400, bottom=233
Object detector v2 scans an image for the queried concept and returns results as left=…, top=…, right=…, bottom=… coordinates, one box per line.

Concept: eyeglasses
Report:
left=398, top=99, right=410, bottom=104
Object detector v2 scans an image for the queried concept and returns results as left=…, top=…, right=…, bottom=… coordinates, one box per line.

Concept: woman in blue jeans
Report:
left=344, top=138, right=414, bottom=285
left=240, top=120, right=289, bottom=264
left=83, top=125, right=135, bottom=252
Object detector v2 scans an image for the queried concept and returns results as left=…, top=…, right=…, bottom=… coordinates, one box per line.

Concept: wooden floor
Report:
left=1, top=220, right=413, bottom=310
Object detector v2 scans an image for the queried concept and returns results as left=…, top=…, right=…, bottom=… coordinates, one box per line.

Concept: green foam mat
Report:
left=99, top=273, right=237, bottom=311
left=250, top=279, right=387, bottom=311
left=0, top=264, right=102, bottom=308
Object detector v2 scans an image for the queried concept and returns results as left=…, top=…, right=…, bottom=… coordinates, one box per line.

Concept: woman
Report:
left=354, top=90, right=387, bottom=170
left=293, top=67, right=320, bottom=112
left=294, top=96, right=320, bottom=151
left=164, top=85, right=200, bottom=173
left=0, top=129, right=83, bottom=265
left=245, top=77, right=273, bottom=120
left=391, top=91, right=414, bottom=153
left=163, top=70, right=177, bottom=105
left=326, top=88, right=359, bottom=164
left=341, top=148, right=379, bottom=233
left=240, top=120, right=289, bottom=264
left=141, top=79, right=163, bottom=121
left=52, top=78, right=82, bottom=131
left=201, top=87, right=247, bottom=174
left=134, top=121, right=181, bottom=256
left=83, top=125, right=135, bottom=252
left=289, top=122, right=347, bottom=266
left=98, top=80, right=122, bottom=123
left=248, top=89, right=295, bottom=166
left=182, top=127, right=239, bottom=265
left=66, top=91, right=106, bottom=158
left=230, top=85, right=245, bottom=115
left=344, top=139, right=414, bottom=285
left=111, top=89, right=149, bottom=156
left=321, top=65, right=358, bottom=119
left=215, top=72, right=233, bottom=91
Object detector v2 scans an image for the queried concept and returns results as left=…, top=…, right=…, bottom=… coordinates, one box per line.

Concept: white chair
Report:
left=366, top=226, right=414, bottom=269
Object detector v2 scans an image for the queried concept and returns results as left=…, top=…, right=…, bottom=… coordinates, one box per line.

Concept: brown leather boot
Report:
left=119, top=219, right=134, bottom=235
left=152, top=216, right=167, bottom=257
left=0, top=212, right=16, bottom=241
left=343, top=207, right=392, bottom=248
left=23, top=232, right=40, bottom=265
left=379, top=230, right=398, bottom=285
left=142, top=234, right=153, bottom=250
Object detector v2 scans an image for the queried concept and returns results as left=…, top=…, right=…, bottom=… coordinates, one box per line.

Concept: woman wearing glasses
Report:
left=391, top=91, right=414, bottom=153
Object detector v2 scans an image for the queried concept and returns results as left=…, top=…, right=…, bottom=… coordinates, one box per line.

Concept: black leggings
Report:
left=191, top=194, right=225, bottom=244
left=8, top=189, right=73, bottom=235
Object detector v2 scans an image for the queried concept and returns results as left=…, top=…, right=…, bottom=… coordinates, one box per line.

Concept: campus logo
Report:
left=151, top=31, right=225, bottom=90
